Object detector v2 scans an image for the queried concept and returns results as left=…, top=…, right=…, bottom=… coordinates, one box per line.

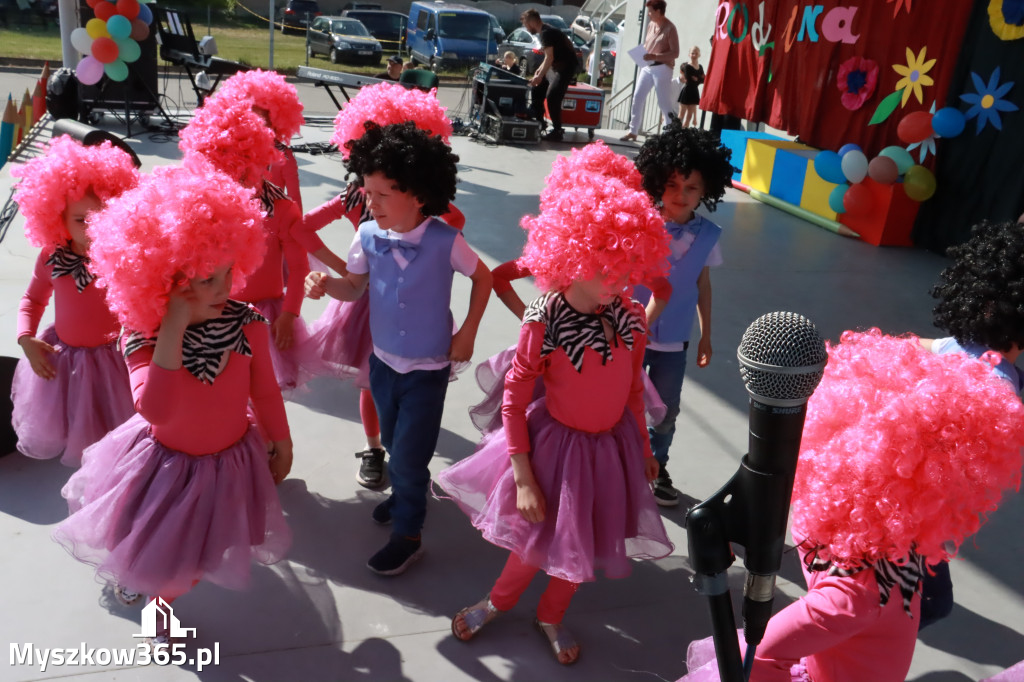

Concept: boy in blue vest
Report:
left=632, top=121, right=734, bottom=506
left=305, top=122, right=492, bottom=575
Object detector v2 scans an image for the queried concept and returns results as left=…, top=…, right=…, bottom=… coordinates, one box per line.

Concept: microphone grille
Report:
left=737, top=312, right=828, bottom=406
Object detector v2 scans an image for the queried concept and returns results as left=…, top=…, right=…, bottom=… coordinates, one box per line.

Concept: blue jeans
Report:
left=918, top=561, right=953, bottom=630
left=368, top=354, right=450, bottom=539
left=643, top=345, right=689, bottom=467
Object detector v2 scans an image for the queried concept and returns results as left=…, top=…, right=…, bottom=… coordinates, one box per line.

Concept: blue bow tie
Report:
left=374, top=235, right=419, bottom=262
left=665, top=221, right=695, bottom=240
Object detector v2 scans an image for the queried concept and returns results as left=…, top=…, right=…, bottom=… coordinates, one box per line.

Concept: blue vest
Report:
left=935, top=337, right=1024, bottom=394
left=360, top=218, right=457, bottom=358
left=634, top=214, right=722, bottom=345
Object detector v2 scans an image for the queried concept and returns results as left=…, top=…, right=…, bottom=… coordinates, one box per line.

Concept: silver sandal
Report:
left=535, top=618, right=580, bottom=665
left=452, top=595, right=501, bottom=641
left=114, top=584, right=142, bottom=607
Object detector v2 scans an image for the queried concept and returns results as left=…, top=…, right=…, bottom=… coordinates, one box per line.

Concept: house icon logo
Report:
left=133, top=597, right=197, bottom=639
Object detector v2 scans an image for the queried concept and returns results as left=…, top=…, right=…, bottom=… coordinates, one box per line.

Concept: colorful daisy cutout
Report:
left=988, top=0, right=1024, bottom=41
left=960, top=66, right=1019, bottom=132
left=907, top=102, right=937, bottom=162
left=893, top=47, right=936, bottom=106
left=888, top=0, right=913, bottom=17
left=837, top=56, right=879, bottom=110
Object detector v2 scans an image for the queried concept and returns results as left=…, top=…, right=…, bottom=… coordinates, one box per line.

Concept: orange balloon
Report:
left=897, top=111, right=933, bottom=145
left=94, top=1, right=116, bottom=20
left=92, top=36, right=120, bottom=63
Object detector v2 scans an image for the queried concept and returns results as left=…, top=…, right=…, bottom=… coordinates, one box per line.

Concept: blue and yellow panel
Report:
left=719, top=130, right=785, bottom=182
left=770, top=147, right=816, bottom=206
left=741, top=139, right=811, bottom=195
left=800, top=164, right=839, bottom=221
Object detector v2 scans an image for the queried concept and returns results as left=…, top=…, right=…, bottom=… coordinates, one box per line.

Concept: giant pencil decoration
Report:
left=0, top=97, right=14, bottom=171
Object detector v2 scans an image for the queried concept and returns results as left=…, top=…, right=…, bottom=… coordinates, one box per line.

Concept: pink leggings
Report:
left=490, top=552, right=579, bottom=624
left=359, top=389, right=380, bottom=438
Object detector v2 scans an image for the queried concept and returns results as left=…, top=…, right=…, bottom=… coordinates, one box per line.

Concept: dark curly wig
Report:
left=344, top=121, right=458, bottom=216
left=931, top=220, right=1024, bottom=353
left=634, top=119, right=734, bottom=212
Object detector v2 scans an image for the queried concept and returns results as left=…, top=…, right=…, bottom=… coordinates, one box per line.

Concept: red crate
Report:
left=545, top=83, right=604, bottom=135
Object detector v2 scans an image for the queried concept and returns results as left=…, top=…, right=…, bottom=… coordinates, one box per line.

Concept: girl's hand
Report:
left=164, top=278, right=197, bottom=329
left=18, top=336, right=57, bottom=379
left=271, top=312, right=296, bottom=350
left=516, top=477, right=546, bottom=523
left=269, top=438, right=293, bottom=484
left=449, top=327, right=475, bottom=363
left=644, top=456, right=659, bottom=482
left=305, top=271, right=329, bottom=300
left=696, top=337, right=712, bottom=368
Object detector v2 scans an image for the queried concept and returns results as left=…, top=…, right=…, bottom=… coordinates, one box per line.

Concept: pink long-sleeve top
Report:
left=17, top=250, right=120, bottom=347
left=233, top=197, right=309, bottom=316
left=267, top=149, right=302, bottom=213
left=125, top=319, right=289, bottom=456
left=501, top=295, right=652, bottom=458
left=490, top=259, right=673, bottom=301
left=746, top=540, right=921, bottom=682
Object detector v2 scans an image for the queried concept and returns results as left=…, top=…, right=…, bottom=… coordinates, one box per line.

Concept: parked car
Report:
left=539, top=14, right=570, bottom=34
left=570, top=14, right=619, bottom=43
left=572, top=32, right=616, bottom=75
left=496, top=27, right=584, bottom=77
left=341, top=2, right=381, bottom=9
left=341, top=9, right=407, bottom=52
left=487, top=12, right=506, bottom=43
left=278, top=0, right=321, bottom=34
left=407, top=1, right=498, bottom=73
left=306, top=15, right=383, bottom=65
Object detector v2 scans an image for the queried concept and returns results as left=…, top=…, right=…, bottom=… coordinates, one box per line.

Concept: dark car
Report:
left=496, top=27, right=582, bottom=78
left=341, top=9, right=407, bottom=52
left=572, top=32, right=615, bottom=77
left=539, top=14, right=569, bottom=34
left=278, top=0, right=321, bottom=33
left=306, top=15, right=383, bottom=65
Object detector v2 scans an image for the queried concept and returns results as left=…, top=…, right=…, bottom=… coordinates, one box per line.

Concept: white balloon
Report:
left=840, top=149, right=869, bottom=185
left=71, top=27, right=94, bottom=55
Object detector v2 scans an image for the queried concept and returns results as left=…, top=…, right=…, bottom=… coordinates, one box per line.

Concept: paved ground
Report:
left=0, top=67, right=1021, bottom=682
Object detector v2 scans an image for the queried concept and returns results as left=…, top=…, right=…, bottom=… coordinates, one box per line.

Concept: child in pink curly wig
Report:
left=438, top=162, right=673, bottom=666
left=678, top=330, right=1024, bottom=682
left=10, top=136, right=139, bottom=467
left=297, top=82, right=462, bottom=491
left=207, top=69, right=306, bottom=210
left=180, top=96, right=313, bottom=391
left=54, top=165, right=293, bottom=636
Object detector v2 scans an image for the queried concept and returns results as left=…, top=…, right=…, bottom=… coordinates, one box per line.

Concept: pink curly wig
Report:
left=520, top=162, right=669, bottom=293
left=208, top=69, right=305, bottom=143
left=12, top=136, right=139, bottom=250
left=330, top=82, right=452, bottom=158
left=179, top=97, right=282, bottom=186
left=86, top=165, right=267, bottom=335
left=541, top=141, right=644, bottom=202
left=792, top=329, right=1024, bottom=568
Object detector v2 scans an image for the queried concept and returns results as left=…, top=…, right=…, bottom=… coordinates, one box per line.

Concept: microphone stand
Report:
left=685, top=400, right=806, bottom=682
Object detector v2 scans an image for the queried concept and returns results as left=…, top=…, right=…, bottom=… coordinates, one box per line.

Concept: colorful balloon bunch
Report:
left=71, top=0, right=154, bottom=85
left=815, top=143, right=938, bottom=216
left=896, top=107, right=968, bottom=144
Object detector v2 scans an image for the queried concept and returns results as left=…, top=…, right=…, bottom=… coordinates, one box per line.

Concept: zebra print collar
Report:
left=46, top=243, right=95, bottom=292
left=344, top=182, right=372, bottom=227
left=523, top=291, right=646, bottom=372
left=806, top=547, right=927, bottom=617
left=259, top=180, right=290, bottom=217
left=123, top=300, right=267, bottom=385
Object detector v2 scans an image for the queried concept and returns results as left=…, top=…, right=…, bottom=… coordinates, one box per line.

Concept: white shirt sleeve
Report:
left=450, top=233, right=480, bottom=276
left=346, top=232, right=368, bottom=275
left=706, top=242, right=723, bottom=268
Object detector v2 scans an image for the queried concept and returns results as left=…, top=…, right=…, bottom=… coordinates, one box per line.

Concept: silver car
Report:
left=306, top=16, right=383, bottom=65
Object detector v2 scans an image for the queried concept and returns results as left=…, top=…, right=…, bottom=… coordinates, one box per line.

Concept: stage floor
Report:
left=0, top=68, right=1021, bottom=682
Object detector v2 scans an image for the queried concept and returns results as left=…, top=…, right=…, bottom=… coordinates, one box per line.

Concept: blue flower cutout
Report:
left=960, top=67, right=1018, bottom=133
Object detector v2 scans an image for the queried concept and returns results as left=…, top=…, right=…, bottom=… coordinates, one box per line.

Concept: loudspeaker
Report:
left=46, top=67, right=79, bottom=120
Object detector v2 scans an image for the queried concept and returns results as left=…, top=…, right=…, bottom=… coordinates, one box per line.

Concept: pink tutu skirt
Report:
left=250, top=298, right=317, bottom=391
left=984, top=661, right=1024, bottom=682
left=678, top=637, right=810, bottom=682
left=54, top=414, right=291, bottom=598
left=10, top=325, right=134, bottom=467
left=437, top=397, right=673, bottom=583
left=468, top=346, right=668, bottom=434
left=302, top=293, right=372, bottom=388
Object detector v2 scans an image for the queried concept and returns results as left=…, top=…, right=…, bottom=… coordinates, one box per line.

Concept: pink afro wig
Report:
left=12, top=136, right=139, bottom=250
left=520, top=163, right=669, bottom=293
left=330, top=82, right=452, bottom=158
left=209, top=69, right=305, bottom=143
left=792, top=329, right=1024, bottom=568
left=179, top=97, right=283, bottom=186
left=541, top=141, right=644, bottom=202
left=86, top=165, right=267, bottom=335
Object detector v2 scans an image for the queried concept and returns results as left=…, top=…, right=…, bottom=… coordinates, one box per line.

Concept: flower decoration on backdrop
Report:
left=837, top=56, right=878, bottom=111
left=960, top=67, right=1019, bottom=132
left=869, top=46, right=936, bottom=125
left=988, top=0, right=1024, bottom=40
left=887, top=0, right=913, bottom=17
left=71, top=0, right=155, bottom=85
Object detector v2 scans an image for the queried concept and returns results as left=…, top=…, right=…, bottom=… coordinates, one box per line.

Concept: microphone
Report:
left=735, top=312, right=827, bottom=647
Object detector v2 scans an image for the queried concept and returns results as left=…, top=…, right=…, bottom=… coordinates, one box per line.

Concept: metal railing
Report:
left=604, top=80, right=663, bottom=134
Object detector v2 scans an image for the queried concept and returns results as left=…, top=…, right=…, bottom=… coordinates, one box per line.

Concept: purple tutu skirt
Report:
left=11, top=325, right=134, bottom=467
left=54, top=414, right=291, bottom=598
left=437, top=397, right=673, bottom=583
left=678, top=637, right=810, bottom=682
left=984, top=661, right=1024, bottom=682
left=468, top=346, right=668, bottom=434
left=302, top=293, right=372, bottom=388
left=251, top=298, right=317, bottom=391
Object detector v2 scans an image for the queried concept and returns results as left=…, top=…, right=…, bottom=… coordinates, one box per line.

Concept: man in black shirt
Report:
left=521, top=8, right=577, bottom=142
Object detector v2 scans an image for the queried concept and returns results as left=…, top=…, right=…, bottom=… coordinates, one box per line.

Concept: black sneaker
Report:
left=355, top=448, right=386, bottom=489
left=652, top=464, right=680, bottom=507
left=371, top=500, right=392, bottom=525
left=367, top=536, right=423, bottom=576
left=541, top=129, right=564, bottom=142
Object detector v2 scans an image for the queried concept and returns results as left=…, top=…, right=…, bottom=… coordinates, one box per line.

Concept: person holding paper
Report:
left=621, top=0, right=679, bottom=142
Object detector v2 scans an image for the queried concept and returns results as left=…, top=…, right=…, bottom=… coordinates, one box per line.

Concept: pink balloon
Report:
left=94, top=1, right=116, bottom=20
left=77, top=55, right=105, bottom=85
left=130, top=18, right=150, bottom=41
left=867, top=156, right=899, bottom=185
left=92, top=36, right=119, bottom=63
left=116, top=0, right=140, bottom=20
